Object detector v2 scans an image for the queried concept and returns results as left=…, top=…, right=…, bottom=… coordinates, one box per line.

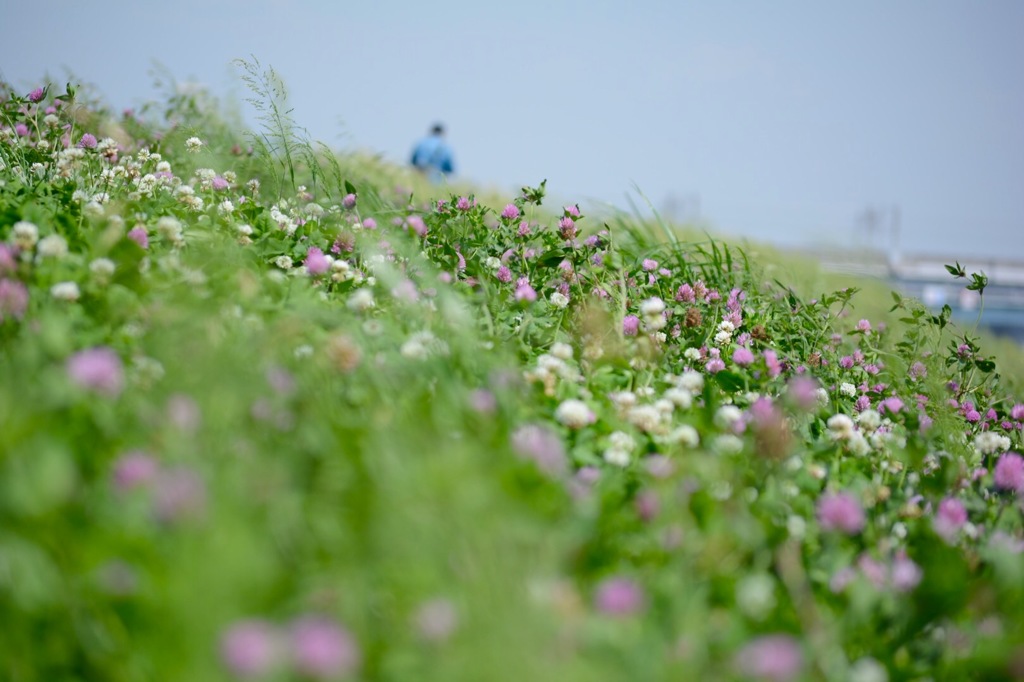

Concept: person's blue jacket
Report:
left=411, top=133, right=454, bottom=182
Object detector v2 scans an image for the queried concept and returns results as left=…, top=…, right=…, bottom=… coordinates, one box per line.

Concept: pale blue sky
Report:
left=3, top=1, right=1022, bottom=259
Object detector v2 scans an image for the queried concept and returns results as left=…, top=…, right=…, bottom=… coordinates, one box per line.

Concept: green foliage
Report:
left=1, top=69, right=1023, bottom=682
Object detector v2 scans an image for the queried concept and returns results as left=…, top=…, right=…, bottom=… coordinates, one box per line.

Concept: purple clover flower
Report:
left=289, top=616, right=360, bottom=679
left=304, top=246, right=330, bottom=276
left=734, top=634, right=804, bottom=682
left=816, top=492, right=865, bottom=534
left=112, top=451, right=159, bottom=492
left=0, top=279, right=29, bottom=321
left=500, top=204, right=520, bottom=221
left=220, top=620, right=280, bottom=679
left=127, top=226, right=149, bottom=249
left=66, top=347, right=124, bottom=397
left=511, top=424, right=567, bottom=476
left=994, top=452, right=1024, bottom=493
left=733, top=347, right=755, bottom=366
left=594, top=576, right=645, bottom=617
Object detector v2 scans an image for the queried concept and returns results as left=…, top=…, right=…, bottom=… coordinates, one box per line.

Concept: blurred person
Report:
left=410, top=123, right=455, bottom=182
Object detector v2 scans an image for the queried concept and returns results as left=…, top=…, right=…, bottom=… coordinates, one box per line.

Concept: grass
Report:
left=1, top=70, right=1023, bottom=681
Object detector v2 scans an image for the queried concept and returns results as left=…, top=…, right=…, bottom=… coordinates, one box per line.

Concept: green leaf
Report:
left=536, top=248, right=569, bottom=268
left=345, top=180, right=357, bottom=196
left=714, top=370, right=745, bottom=393
left=974, top=358, right=996, bottom=373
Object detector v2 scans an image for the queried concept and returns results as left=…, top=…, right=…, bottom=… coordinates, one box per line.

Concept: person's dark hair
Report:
left=431, top=123, right=445, bottom=135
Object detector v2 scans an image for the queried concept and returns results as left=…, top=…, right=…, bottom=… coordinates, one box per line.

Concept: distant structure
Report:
left=792, top=245, right=1024, bottom=343
left=410, top=123, right=455, bottom=183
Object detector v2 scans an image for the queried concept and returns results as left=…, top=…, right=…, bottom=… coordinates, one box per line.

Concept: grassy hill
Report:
left=2, top=67, right=1023, bottom=681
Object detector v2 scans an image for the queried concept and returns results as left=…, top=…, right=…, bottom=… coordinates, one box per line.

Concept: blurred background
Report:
left=2, top=1, right=1022, bottom=289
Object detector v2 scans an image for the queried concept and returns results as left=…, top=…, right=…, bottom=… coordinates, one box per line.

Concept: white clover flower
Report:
left=89, top=258, right=115, bottom=282
left=536, top=354, right=567, bottom=376
left=664, top=387, right=693, bottom=409
left=36, top=234, right=68, bottom=259
left=714, top=330, right=732, bottom=346
left=549, top=291, right=569, bottom=309
left=555, top=399, right=595, bottom=429
left=786, top=515, right=807, bottom=538
left=484, top=256, right=502, bottom=270
left=849, top=658, right=889, bottom=682
left=718, top=320, right=735, bottom=333
left=840, top=382, right=857, bottom=397
left=676, top=370, right=704, bottom=394
left=365, top=253, right=387, bottom=272
left=609, top=391, right=637, bottom=409
left=11, top=220, right=38, bottom=249
left=654, top=398, right=674, bottom=415
left=551, top=342, right=573, bottom=361
left=663, top=424, right=700, bottom=447
left=714, top=434, right=744, bottom=454
left=683, top=347, right=701, bottom=362
left=603, top=440, right=632, bottom=465
left=236, top=224, right=254, bottom=236
left=294, top=344, right=314, bottom=358
left=848, top=432, right=871, bottom=457
left=347, top=288, right=375, bottom=312
left=826, top=413, right=856, bottom=440
left=305, top=202, right=324, bottom=218
left=400, top=331, right=439, bottom=361
left=974, top=432, right=1011, bottom=455
left=603, top=448, right=631, bottom=467
left=856, top=409, right=882, bottom=432
left=815, top=387, right=830, bottom=408
left=184, top=136, right=204, bottom=152
left=218, top=200, right=234, bottom=214
left=645, top=314, right=667, bottom=331
left=736, top=574, right=776, bottom=621
left=180, top=195, right=204, bottom=211
left=714, top=405, right=743, bottom=430
left=627, top=404, right=662, bottom=432
left=156, top=160, right=172, bottom=173
left=44, top=113, right=60, bottom=127
left=274, top=256, right=293, bottom=270
left=51, top=281, right=80, bottom=301
left=609, top=430, right=636, bottom=452
left=195, top=168, right=216, bottom=182
left=157, top=216, right=184, bottom=245
left=401, top=338, right=429, bottom=360
left=640, top=297, right=665, bottom=316
left=710, top=480, right=733, bottom=500
left=83, top=201, right=105, bottom=219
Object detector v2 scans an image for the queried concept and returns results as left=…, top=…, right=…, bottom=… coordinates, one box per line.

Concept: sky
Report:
left=2, top=0, right=1023, bottom=260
